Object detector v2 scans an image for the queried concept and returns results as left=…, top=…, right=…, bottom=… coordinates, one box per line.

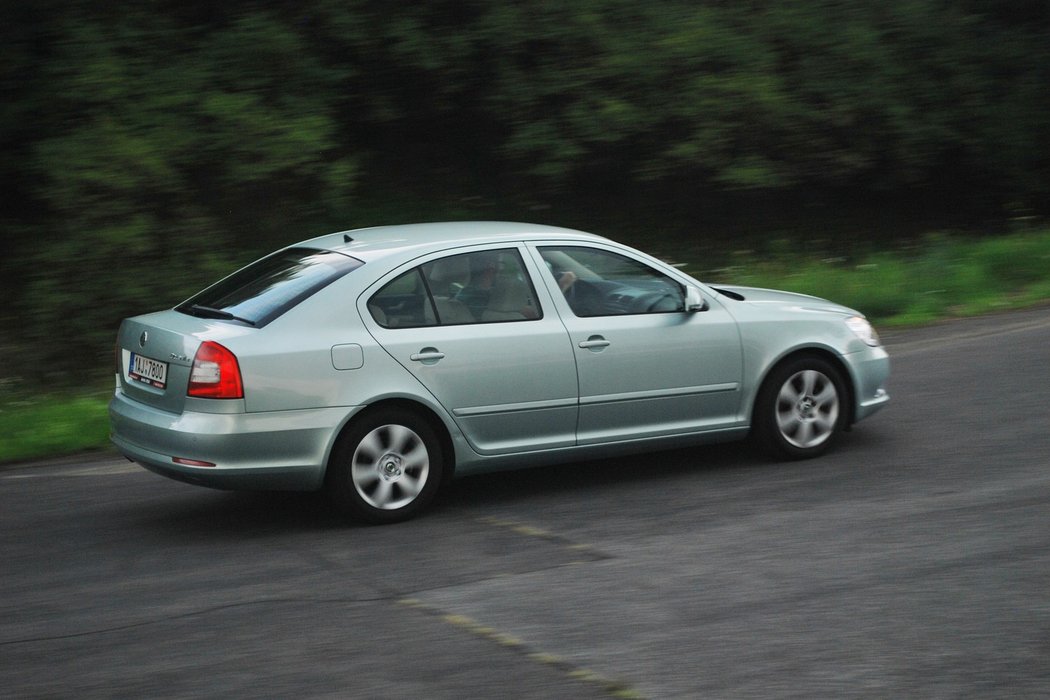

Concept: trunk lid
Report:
left=116, top=310, right=252, bottom=414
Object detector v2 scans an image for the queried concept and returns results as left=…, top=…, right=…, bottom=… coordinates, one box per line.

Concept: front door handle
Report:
left=578, top=336, right=611, bottom=350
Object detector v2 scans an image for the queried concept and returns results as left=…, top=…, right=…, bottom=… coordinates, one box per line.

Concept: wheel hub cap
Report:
left=379, top=454, right=403, bottom=481
left=797, top=396, right=816, bottom=419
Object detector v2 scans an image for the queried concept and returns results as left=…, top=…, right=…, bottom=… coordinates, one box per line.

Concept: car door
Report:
left=362, top=245, right=579, bottom=455
left=531, top=243, right=743, bottom=445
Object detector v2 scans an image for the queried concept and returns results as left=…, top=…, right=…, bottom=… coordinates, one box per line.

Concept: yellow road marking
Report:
left=401, top=598, right=645, bottom=699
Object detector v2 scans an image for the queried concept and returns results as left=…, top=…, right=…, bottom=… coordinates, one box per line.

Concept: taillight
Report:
left=187, top=341, right=244, bottom=399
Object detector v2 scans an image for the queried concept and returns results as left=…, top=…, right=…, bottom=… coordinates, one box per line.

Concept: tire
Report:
left=325, top=408, right=444, bottom=524
left=753, top=356, right=847, bottom=459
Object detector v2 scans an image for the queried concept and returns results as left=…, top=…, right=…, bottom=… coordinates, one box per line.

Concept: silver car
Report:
left=110, top=222, right=889, bottom=523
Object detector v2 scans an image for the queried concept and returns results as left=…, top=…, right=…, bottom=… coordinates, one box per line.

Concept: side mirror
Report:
left=685, top=286, right=708, bottom=312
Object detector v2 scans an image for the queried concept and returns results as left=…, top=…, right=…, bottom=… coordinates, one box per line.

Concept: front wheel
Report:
left=753, top=356, right=847, bottom=459
left=325, top=408, right=444, bottom=524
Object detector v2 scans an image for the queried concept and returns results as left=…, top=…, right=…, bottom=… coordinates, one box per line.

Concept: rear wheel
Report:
left=325, top=408, right=444, bottom=524
left=754, top=356, right=847, bottom=459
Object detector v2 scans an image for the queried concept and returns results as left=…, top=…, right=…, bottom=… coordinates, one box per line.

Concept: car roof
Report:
left=297, top=221, right=609, bottom=262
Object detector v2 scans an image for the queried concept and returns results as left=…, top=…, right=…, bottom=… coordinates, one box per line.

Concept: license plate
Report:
left=129, top=352, right=168, bottom=389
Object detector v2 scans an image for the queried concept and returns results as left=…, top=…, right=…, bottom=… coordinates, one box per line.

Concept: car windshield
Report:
left=177, top=248, right=362, bottom=327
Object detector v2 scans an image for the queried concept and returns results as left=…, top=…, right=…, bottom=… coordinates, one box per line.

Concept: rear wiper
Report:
left=186, top=304, right=257, bottom=326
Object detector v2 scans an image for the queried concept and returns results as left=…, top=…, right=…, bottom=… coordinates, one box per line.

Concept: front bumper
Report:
left=109, top=390, right=360, bottom=491
left=845, top=344, right=891, bottom=423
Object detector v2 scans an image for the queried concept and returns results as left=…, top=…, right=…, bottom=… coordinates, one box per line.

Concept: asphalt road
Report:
left=2, top=307, right=1049, bottom=699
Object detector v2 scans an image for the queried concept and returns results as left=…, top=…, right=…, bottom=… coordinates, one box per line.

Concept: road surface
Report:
left=2, top=307, right=1049, bottom=698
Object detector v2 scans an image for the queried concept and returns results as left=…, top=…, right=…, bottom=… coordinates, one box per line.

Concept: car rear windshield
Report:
left=176, top=248, right=363, bottom=327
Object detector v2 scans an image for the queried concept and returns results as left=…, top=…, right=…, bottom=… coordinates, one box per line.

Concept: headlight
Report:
left=845, top=315, right=880, bottom=346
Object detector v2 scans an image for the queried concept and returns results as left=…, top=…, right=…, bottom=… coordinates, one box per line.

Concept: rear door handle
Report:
left=578, top=336, right=611, bottom=350
left=410, top=348, right=446, bottom=363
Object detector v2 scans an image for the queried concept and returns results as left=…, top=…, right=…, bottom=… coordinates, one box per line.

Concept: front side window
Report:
left=538, top=246, right=685, bottom=317
left=369, top=248, right=540, bottom=328
left=177, top=248, right=362, bottom=327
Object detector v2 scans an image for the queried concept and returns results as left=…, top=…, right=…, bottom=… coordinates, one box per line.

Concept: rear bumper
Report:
left=109, top=390, right=359, bottom=491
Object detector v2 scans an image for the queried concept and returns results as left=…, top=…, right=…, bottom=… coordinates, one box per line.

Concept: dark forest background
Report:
left=2, top=1, right=1048, bottom=381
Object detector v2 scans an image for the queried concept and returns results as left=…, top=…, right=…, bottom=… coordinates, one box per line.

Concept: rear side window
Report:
left=368, top=249, right=540, bottom=327
left=177, top=248, right=362, bottom=327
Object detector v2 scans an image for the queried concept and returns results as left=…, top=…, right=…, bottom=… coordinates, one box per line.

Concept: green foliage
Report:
left=2, top=1, right=1050, bottom=381
left=6, top=6, right=358, bottom=379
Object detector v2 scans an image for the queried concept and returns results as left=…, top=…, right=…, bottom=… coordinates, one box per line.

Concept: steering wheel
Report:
left=629, top=291, right=676, bottom=313
left=566, top=279, right=602, bottom=315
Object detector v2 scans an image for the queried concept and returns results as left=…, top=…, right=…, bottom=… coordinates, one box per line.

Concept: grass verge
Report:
left=3, top=228, right=1050, bottom=465
left=0, top=392, right=113, bottom=465
left=697, top=228, right=1050, bottom=326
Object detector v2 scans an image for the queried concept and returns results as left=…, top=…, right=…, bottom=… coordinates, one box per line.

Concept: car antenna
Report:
left=343, top=234, right=354, bottom=243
